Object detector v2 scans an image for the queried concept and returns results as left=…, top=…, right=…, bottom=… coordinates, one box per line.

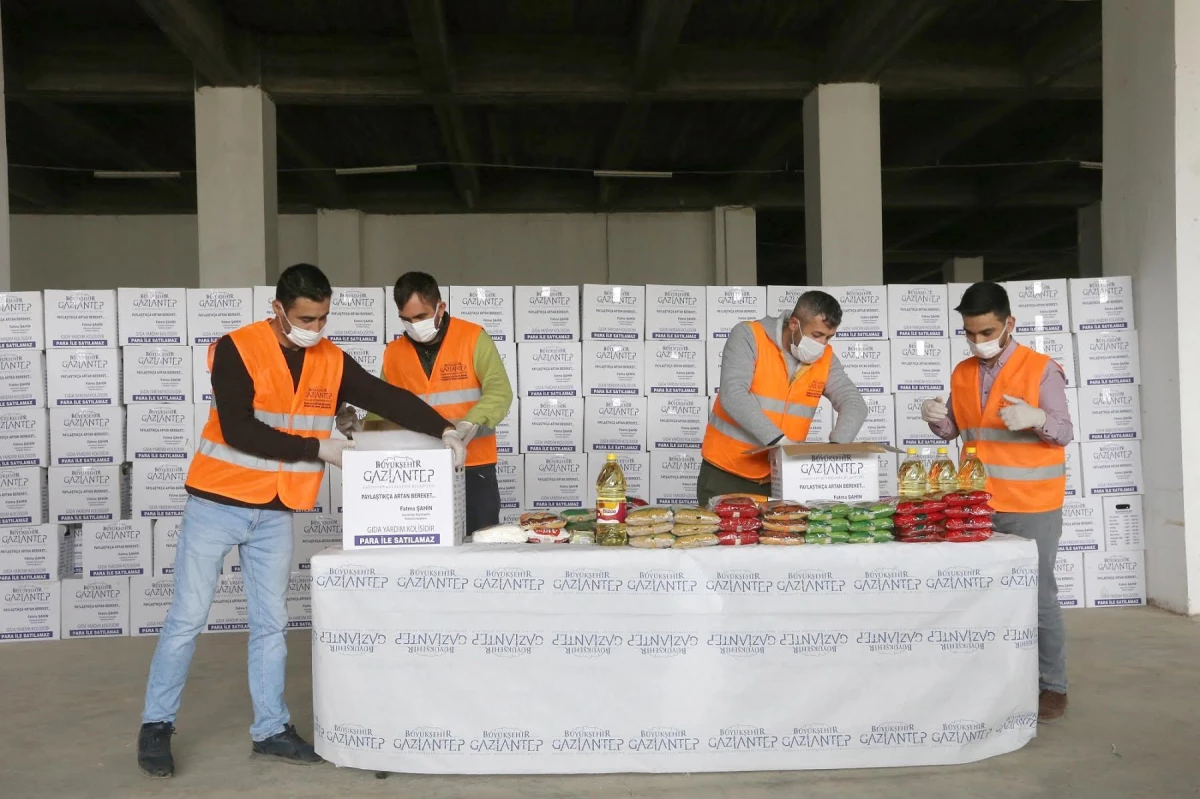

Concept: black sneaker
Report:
left=137, top=722, right=175, bottom=778
left=251, top=724, right=323, bottom=765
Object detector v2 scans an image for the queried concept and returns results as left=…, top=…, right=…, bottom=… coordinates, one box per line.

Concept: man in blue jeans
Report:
left=138, top=264, right=464, bottom=778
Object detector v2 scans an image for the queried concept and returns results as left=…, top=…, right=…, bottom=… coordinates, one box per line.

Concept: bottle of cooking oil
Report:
left=957, top=446, right=989, bottom=491
left=927, top=447, right=958, bottom=494
left=595, top=453, right=627, bottom=525
left=898, top=447, right=928, bottom=498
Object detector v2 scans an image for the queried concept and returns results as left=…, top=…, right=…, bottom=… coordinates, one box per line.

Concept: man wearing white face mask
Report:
left=922, top=280, right=1073, bottom=724
left=699, top=291, right=868, bottom=504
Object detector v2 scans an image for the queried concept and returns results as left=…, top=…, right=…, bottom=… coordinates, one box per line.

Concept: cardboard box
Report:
left=1064, top=387, right=1082, bottom=443
left=123, top=346, right=191, bottom=404
left=1022, top=333, right=1078, bottom=388
left=647, top=395, right=708, bottom=450
left=1103, top=496, right=1144, bottom=552
left=523, top=453, right=588, bottom=510
left=1069, top=276, right=1134, bottom=332
left=1078, top=385, right=1141, bottom=441
left=584, top=396, right=647, bottom=453
left=1076, top=331, right=1140, bottom=386
left=126, top=403, right=193, bottom=461
left=293, top=513, right=341, bottom=571
left=887, top=284, right=949, bottom=338
left=327, top=465, right=343, bottom=516
left=827, top=286, right=888, bottom=339
left=767, top=285, right=812, bottom=318
left=851, top=393, right=896, bottom=445
left=205, top=574, right=248, bottom=633
left=46, top=348, right=121, bottom=407
left=51, top=407, right=121, bottom=466
left=223, top=547, right=240, bottom=575
left=649, top=450, right=702, bottom=506
left=324, top=287, right=385, bottom=345
left=186, top=288, right=253, bottom=346
left=0, top=408, right=49, bottom=468
left=496, top=399, right=518, bottom=455
left=644, top=340, right=704, bottom=395
left=495, top=341, right=518, bottom=395
left=646, top=285, right=705, bottom=340
left=894, top=392, right=947, bottom=448
left=765, top=442, right=894, bottom=503
left=286, top=572, right=312, bottom=629
left=64, top=527, right=81, bottom=577
left=496, top=455, right=524, bottom=517
left=1054, top=552, right=1085, bottom=609
left=61, top=576, right=129, bottom=638
left=0, top=292, right=45, bottom=350
left=340, top=344, right=384, bottom=378
left=520, top=396, right=583, bottom=453
left=1007, top=278, right=1069, bottom=333
left=949, top=337, right=974, bottom=372
left=582, top=284, right=645, bottom=341
left=587, top=451, right=648, bottom=503
left=1064, top=443, right=1082, bottom=499
left=131, top=459, right=190, bottom=518
left=0, top=581, right=60, bottom=641
left=706, top=340, right=724, bottom=395
left=49, top=465, right=126, bottom=524
left=0, top=350, right=46, bottom=409
left=129, top=575, right=174, bottom=636
left=890, top=338, right=951, bottom=393
left=117, top=287, right=187, bottom=345
left=1060, top=497, right=1105, bottom=552
left=341, top=430, right=465, bottom=548
left=514, top=285, right=580, bottom=342
left=946, top=283, right=972, bottom=337
left=44, top=289, right=117, bottom=348
left=192, top=346, right=213, bottom=403
left=706, top=286, right=765, bottom=340
left=152, top=517, right=182, bottom=577
left=0, top=525, right=64, bottom=581
left=252, top=285, right=276, bottom=321
left=517, top=342, right=582, bottom=397
left=0, top=467, right=48, bottom=526
left=1085, top=550, right=1146, bottom=607
left=582, top=341, right=645, bottom=397
left=831, top=340, right=890, bottom=394
left=193, top=405, right=208, bottom=449
left=1081, top=440, right=1143, bottom=496
left=81, top=518, right=150, bottom=578
left=449, top=286, right=515, bottom=343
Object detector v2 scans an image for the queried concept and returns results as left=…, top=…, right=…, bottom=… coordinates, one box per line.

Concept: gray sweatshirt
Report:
left=717, top=315, right=869, bottom=446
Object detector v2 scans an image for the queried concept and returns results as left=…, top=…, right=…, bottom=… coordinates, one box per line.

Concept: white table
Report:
left=310, top=536, right=1038, bottom=774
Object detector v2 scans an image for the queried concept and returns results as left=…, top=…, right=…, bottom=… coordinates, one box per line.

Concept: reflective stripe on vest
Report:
left=196, top=439, right=325, bottom=473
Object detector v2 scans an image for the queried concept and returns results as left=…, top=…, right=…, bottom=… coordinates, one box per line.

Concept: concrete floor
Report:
left=2, top=607, right=1197, bottom=799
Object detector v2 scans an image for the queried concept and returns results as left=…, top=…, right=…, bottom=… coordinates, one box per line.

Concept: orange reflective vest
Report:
left=186, top=320, right=343, bottom=510
left=701, top=321, right=832, bottom=481
left=951, top=344, right=1066, bottom=513
left=382, top=317, right=496, bottom=467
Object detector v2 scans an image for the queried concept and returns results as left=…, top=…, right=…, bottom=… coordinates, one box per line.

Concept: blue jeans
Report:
left=142, top=495, right=295, bottom=741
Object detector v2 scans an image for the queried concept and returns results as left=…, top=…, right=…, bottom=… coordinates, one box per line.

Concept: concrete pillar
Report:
left=1102, top=0, right=1200, bottom=614
left=1077, top=201, right=1103, bottom=277
left=713, top=206, right=757, bottom=285
left=942, top=256, right=984, bottom=283
left=194, top=87, right=277, bottom=288
left=802, top=84, right=883, bottom=286
left=0, top=11, right=10, bottom=292
left=316, top=209, right=364, bottom=286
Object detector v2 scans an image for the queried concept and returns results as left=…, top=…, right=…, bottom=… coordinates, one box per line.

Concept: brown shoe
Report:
left=1038, top=690, right=1067, bottom=724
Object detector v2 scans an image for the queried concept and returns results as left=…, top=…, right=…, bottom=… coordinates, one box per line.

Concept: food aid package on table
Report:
left=672, top=533, right=719, bottom=548
left=626, top=521, right=674, bottom=537
left=625, top=506, right=673, bottom=526
left=672, top=506, right=719, bottom=525
left=627, top=533, right=675, bottom=549
left=717, top=516, right=763, bottom=533
left=709, top=494, right=763, bottom=518
left=760, top=500, right=809, bottom=521
left=717, top=531, right=759, bottom=546
left=473, top=525, right=529, bottom=544
left=759, top=531, right=805, bottom=545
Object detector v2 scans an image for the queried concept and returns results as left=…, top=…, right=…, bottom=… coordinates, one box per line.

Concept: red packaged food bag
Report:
left=718, top=516, right=763, bottom=533
left=897, top=532, right=944, bottom=543
left=945, top=491, right=994, bottom=507
left=717, top=531, right=759, bottom=546
left=945, top=529, right=993, bottom=543
left=965, top=504, right=996, bottom=517
left=711, top=494, right=762, bottom=519
left=896, top=523, right=946, bottom=536
left=893, top=512, right=946, bottom=528
left=945, top=518, right=992, bottom=532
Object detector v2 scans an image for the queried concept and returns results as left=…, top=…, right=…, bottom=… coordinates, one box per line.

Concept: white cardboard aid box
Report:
left=706, top=286, right=765, bottom=340
left=47, top=348, right=121, bottom=407
left=887, top=284, right=949, bottom=338
left=1085, top=550, right=1146, bottom=607
left=851, top=393, right=897, bottom=445
left=520, top=396, right=583, bottom=453
left=126, top=403, right=193, bottom=461
left=894, top=391, right=947, bottom=449
left=584, top=396, right=647, bottom=453
left=644, top=340, right=704, bottom=395
left=130, top=574, right=174, bottom=636
left=890, top=338, right=951, bottom=393
left=0, top=467, right=48, bottom=526
left=82, top=518, right=151, bottom=578
left=205, top=574, right=248, bottom=633
left=645, top=285, right=705, bottom=341
left=192, top=346, right=213, bottom=403
left=0, top=350, right=46, bottom=408
left=946, top=283, right=972, bottom=336
left=0, top=408, right=49, bottom=468
left=1007, top=278, right=1069, bottom=333
left=1064, top=443, right=1082, bottom=499
left=950, top=336, right=974, bottom=372
left=1103, top=495, right=1144, bottom=552
left=131, top=459, right=190, bottom=519
left=765, top=442, right=896, bottom=504
left=766, top=285, right=811, bottom=318
left=649, top=449, right=702, bottom=506
left=186, top=288, right=253, bottom=346
left=1059, top=497, right=1105, bottom=552
left=51, top=406, right=122, bottom=466
left=117, top=288, right=187, bottom=345
left=123, top=346, right=191, bottom=404
left=495, top=398, right=518, bottom=456
left=0, top=581, right=60, bottom=642
left=50, top=464, right=127, bottom=524
left=325, top=287, right=385, bottom=345
left=581, top=284, right=645, bottom=341
left=293, top=513, right=342, bottom=571
left=252, top=285, right=276, bottom=321
left=340, top=344, right=384, bottom=378
left=517, top=342, right=582, bottom=398
left=1078, top=385, right=1141, bottom=441
left=1069, top=276, right=1134, bottom=332
left=832, top=340, right=890, bottom=394
left=0, top=291, right=44, bottom=350
left=589, top=451, right=649, bottom=502
left=0, top=524, right=65, bottom=582
left=582, top=341, right=645, bottom=397
left=448, top=285, right=515, bottom=343
left=647, top=395, right=707, bottom=450
left=496, top=455, right=525, bottom=518
left=1081, top=440, right=1143, bottom=496
left=513, top=285, right=580, bottom=342
left=44, top=289, right=117, bottom=348
left=341, top=429, right=465, bottom=548
left=1022, top=333, right=1078, bottom=388
left=523, top=453, right=588, bottom=510
left=827, top=286, right=888, bottom=339
left=1055, top=552, right=1085, bottom=609
left=706, top=339, right=724, bottom=395
left=152, top=517, right=182, bottom=577
left=495, top=341, right=518, bottom=395
left=286, top=572, right=312, bottom=630
left=1076, top=330, right=1141, bottom=387
left=61, top=576, right=130, bottom=638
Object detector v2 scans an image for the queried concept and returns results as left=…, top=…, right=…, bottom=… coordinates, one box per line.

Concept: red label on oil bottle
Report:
left=596, top=499, right=627, bottom=524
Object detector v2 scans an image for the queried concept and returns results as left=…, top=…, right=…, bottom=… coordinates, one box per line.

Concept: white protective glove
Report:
left=921, top=396, right=949, bottom=424
left=335, top=404, right=365, bottom=437
left=454, top=419, right=481, bottom=446
left=999, top=395, right=1047, bottom=431
left=317, top=438, right=356, bottom=468
left=442, top=427, right=466, bottom=469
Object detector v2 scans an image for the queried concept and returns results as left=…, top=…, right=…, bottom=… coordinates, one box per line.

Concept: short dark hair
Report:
left=275, top=263, right=331, bottom=309
left=393, top=271, right=441, bottom=308
left=955, top=281, right=1011, bottom=319
left=792, top=290, right=843, bottom=328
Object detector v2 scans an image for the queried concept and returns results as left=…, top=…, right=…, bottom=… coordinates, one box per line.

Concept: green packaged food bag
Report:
left=804, top=532, right=833, bottom=545
left=827, top=518, right=851, bottom=532
left=847, top=531, right=874, bottom=544
left=829, top=530, right=851, bottom=543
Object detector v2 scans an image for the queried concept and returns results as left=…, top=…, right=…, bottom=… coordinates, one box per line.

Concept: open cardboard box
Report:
left=748, top=441, right=903, bottom=503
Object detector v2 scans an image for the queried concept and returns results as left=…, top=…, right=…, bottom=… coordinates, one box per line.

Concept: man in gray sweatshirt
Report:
left=698, top=290, right=869, bottom=504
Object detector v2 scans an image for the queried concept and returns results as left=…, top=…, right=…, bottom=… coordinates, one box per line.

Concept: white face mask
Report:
left=791, top=334, right=827, bottom=364
left=402, top=310, right=442, bottom=344
left=276, top=306, right=323, bottom=349
left=967, top=324, right=1011, bottom=360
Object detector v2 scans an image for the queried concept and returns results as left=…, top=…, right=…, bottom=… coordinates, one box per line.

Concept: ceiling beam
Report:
left=822, top=0, right=953, bottom=81
left=133, top=0, right=255, bottom=85
left=21, top=102, right=160, bottom=172
left=277, top=127, right=348, bottom=210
